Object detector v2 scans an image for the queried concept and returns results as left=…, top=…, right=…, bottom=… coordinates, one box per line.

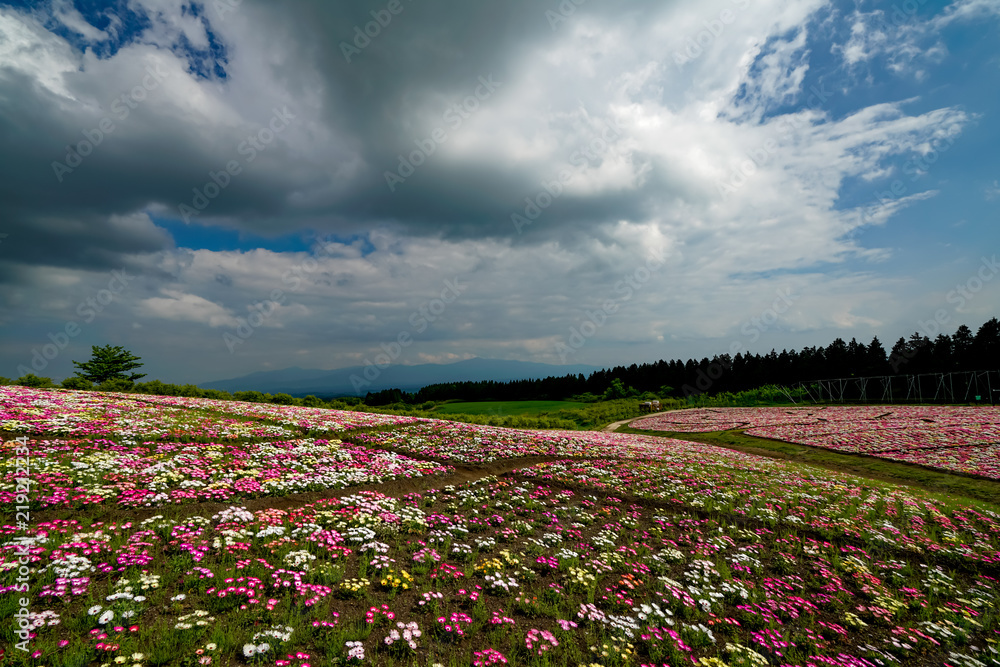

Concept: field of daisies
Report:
left=2, top=386, right=1000, bottom=667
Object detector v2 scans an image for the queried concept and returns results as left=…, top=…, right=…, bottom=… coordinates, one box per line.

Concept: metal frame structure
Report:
left=796, top=370, right=1000, bottom=405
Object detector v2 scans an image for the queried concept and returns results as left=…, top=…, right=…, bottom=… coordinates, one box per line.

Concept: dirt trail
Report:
left=603, top=412, right=667, bottom=431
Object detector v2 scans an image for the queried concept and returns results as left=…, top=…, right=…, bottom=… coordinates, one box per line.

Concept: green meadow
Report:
left=429, top=400, right=591, bottom=416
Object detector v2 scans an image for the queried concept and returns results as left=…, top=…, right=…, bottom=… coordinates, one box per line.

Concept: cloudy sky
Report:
left=1, top=0, right=998, bottom=385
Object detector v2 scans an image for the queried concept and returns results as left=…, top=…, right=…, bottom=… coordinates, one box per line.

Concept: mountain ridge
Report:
left=200, top=357, right=602, bottom=397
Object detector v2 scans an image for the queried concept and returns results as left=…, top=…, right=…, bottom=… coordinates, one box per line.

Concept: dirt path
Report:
left=602, top=411, right=668, bottom=431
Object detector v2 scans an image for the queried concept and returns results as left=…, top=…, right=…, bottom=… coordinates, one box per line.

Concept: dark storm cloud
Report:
left=198, top=0, right=674, bottom=240
left=281, top=0, right=663, bottom=238
left=0, top=0, right=676, bottom=270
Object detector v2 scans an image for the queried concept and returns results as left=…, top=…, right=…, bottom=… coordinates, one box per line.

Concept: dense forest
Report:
left=365, top=317, right=1000, bottom=405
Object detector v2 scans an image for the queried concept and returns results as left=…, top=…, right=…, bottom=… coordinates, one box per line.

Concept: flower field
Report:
left=0, top=438, right=453, bottom=511
left=347, top=421, right=746, bottom=464
left=631, top=406, right=1000, bottom=480
left=3, top=387, right=1000, bottom=666
left=0, top=388, right=427, bottom=440
left=0, top=387, right=297, bottom=441
left=124, top=394, right=428, bottom=435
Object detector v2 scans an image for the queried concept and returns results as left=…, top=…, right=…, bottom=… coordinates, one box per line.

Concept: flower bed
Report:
left=631, top=406, right=1000, bottom=479
left=3, top=478, right=998, bottom=667
left=0, top=386, right=295, bottom=440
left=0, top=437, right=452, bottom=510
left=348, top=420, right=767, bottom=464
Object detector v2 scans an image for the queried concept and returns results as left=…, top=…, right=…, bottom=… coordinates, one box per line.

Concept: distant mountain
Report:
left=200, top=358, right=602, bottom=397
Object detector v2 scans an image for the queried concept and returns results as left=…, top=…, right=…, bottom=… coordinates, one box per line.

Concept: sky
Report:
left=0, top=0, right=998, bottom=386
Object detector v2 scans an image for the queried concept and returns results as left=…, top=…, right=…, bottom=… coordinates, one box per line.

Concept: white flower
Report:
left=242, top=644, right=257, bottom=658
left=99, top=610, right=115, bottom=625
left=170, top=594, right=186, bottom=601
left=88, top=605, right=103, bottom=616
left=131, top=653, right=144, bottom=661
left=256, top=643, right=270, bottom=654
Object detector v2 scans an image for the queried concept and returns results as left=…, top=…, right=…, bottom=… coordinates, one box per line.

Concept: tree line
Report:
left=364, top=317, right=1000, bottom=404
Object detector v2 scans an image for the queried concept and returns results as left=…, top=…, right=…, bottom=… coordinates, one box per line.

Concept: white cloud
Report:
left=135, top=289, right=237, bottom=328
left=51, top=0, right=110, bottom=42
left=0, top=7, right=80, bottom=100
left=986, top=180, right=1000, bottom=200
left=833, top=0, right=1000, bottom=78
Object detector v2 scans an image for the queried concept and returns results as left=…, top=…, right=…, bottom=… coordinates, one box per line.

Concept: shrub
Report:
left=97, top=378, right=135, bottom=392
left=17, top=374, right=56, bottom=388
left=61, top=376, right=93, bottom=390
left=233, top=391, right=267, bottom=403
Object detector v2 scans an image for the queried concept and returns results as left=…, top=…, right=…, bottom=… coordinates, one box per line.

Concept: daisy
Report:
left=99, top=610, right=115, bottom=625
left=243, top=644, right=257, bottom=658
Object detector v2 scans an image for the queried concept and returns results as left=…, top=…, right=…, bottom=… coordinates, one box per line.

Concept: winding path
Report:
left=602, top=411, right=666, bottom=431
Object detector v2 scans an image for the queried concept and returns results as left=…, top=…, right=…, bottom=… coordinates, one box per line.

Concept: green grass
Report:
left=431, top=400, right=592, bottom=416
left=616, top=424, right=1000, bottom=511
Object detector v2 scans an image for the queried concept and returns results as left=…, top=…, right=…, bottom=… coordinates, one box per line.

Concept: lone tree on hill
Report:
left=72, top=345, right=146, bottom=385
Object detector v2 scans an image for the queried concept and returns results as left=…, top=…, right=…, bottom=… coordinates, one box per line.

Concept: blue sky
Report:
left=0, top=0, right=997, bottom=384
